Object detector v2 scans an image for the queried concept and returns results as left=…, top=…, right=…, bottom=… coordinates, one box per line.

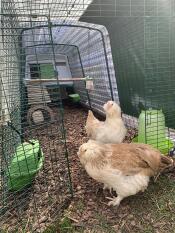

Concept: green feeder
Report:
left=68, top=93, right=81, bottom=103
left=7, top=140, right=44, bottom=191
left=6, top=122, right=44, bottom=191
left=132, top=109, right=174, bottom=154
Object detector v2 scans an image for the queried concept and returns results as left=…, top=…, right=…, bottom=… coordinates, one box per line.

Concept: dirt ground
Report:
left=44, top=104, right=175, bottom=233
left=1, top=103, right=175, bottom=233
left=1, top=105, right=72, bottom=233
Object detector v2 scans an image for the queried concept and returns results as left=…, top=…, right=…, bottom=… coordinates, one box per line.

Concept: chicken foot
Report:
left=106, top=196, right=123, bottom=207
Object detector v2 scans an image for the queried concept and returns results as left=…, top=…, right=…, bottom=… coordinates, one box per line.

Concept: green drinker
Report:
left=137, top=109, right=173, bottom=154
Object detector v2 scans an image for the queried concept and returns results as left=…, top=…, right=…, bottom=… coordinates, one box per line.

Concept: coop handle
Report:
left=7, top=122, right=35, bottom=145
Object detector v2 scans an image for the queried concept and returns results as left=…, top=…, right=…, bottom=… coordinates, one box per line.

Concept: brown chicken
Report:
left=78, top=140, right=173, bottom=206
left=85, top=101, right=127, bottom=144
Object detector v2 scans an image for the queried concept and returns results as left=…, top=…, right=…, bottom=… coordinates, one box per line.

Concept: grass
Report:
left=44, top=216, right=115, bottom=233
left=2, top=175, right=173, bottom=233
left=126, top=175, right=175, bottom=233
left=43, top=200, right=86, bottom=233
left=2, top=175, right=175, bottom=233
left=93, top=213, right=116, bottom=233
left=44, top=217, right=76, bottom=233
left=44, top=175, right=175, bottom=233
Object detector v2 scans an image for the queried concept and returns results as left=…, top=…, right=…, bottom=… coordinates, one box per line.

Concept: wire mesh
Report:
left=0, top=1, right=118, bottom=232
left=22, top=21, right=117, bottom=112
left=0, top=2, right=74, bottom=232
left=80, top=0, right=175, bottom=153
left=1, top=0, right=175, bottom=232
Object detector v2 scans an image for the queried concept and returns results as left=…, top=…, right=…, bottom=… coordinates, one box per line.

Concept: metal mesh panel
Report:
left=22, top=22, right=118, bottom=113
left=80, top=0, right=175, bottom=152
left=1, top=0, right=175, bottom=232
left=0, top=1, right=73, bottom=232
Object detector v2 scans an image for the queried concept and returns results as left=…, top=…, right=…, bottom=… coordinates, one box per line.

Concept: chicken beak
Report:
left=103, top=103, right=107, bottom=111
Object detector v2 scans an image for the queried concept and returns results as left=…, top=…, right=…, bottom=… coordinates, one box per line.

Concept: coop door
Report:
left=56, top=62, right=73, bottom=85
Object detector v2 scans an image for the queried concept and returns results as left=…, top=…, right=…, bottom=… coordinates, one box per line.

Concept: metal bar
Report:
left=76, top=43, right=92, bottom=109
left=100, top=32, right=114, bottom=101
left=47, top=18, right=73, bottom=197
left=26, top=78, right=87, bottom=82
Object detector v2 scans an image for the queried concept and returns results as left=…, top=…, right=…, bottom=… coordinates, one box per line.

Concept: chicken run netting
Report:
left=1, top=0, right=175, bottom=232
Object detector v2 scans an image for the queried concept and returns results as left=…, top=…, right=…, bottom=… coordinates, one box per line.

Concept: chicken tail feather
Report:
left=87, top=110, right=95, bottom=120
left=85, top=110, right=98, bottom=137
left=160, top=155, right=174, bottom=171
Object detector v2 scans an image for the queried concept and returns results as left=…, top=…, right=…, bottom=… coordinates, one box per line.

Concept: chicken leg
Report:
left=103, top=184, right=113, bottom=194
left=106, top=196, right=123, bottom=206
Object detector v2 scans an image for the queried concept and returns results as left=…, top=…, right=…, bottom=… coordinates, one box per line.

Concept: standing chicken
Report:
left=78, top=140, right=173, bottom=206
left=85, top=101, right=127, bottom=144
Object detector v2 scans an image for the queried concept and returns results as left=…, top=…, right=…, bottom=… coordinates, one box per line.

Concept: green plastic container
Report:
left=133, top=110, right=174, bottom=154
left=7, top=140, right=44, bottom=191
left=68, top=93, right=80, bottom=103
